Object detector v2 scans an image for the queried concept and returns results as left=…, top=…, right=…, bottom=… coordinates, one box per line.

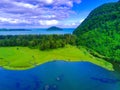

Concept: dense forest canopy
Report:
left=0, top=34, right=76, bottom=50
left=73, top=1, right=120, bottom=61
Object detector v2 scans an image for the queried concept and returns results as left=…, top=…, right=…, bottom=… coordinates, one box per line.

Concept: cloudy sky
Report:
left=0, top=0, right=118, bottom=28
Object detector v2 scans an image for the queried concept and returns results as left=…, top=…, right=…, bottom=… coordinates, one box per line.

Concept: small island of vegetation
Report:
left=47, top=26, right=63, bottom=31
left=0, top=29, right=31, bottom=31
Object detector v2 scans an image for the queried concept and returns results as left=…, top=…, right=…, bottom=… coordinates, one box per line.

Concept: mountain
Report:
left=47, top=26, right=63, bottom=31
left=73, top=1, right=120, bottom=62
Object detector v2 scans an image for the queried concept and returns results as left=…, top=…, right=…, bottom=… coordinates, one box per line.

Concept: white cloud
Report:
left=45, top=0, right=53, bottom=4
left=71, top=22, right=76, bottom=26
left=41, top=15, right=56, bottom=19
left=0, top=0, right=82, bottom=27
left=39, top=20, right=59, bottom=26
left=37, top=0, right=53, bottom=4
left=80, top=19, right=84, bottom=23
left=0, top=17, right=31, bottom=24
left=12, top=1, right=38, bottom=9
left=67, top=1, right=73, bottom=7
left=63, top=18, right=84, bottom=27
left=0, top=17, right=10, bottom=22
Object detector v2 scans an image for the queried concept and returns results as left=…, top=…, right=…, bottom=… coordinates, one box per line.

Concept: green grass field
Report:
left=0, top=45, right=113, bottom=70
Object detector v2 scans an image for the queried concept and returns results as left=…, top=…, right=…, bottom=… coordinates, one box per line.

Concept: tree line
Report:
left=0, top=34, right=76, bottom=50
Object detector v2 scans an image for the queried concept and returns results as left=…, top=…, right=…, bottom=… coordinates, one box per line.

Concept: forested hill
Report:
left=73, top=1, right=120, bottom=61
left=74, top=2, right=120, bottom=35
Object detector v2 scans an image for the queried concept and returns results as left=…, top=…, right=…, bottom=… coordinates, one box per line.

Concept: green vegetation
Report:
left=0, top=34, right=76, bottom=50
left=47, top=26, right=63, bottom=31
left=0, top=45, right=113, bottom=70
left=73, top=1, right=120, bottom=62
left=1, top=1, right=120, bottom=71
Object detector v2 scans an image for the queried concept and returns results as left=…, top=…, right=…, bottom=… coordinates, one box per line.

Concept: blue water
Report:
left=0, top=61, right=120, bottom=90
left=0, top=28, right=74, bottom=35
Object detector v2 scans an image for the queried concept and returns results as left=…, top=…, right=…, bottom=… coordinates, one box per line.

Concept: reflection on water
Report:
left=0, top=61, right=120, bottom=90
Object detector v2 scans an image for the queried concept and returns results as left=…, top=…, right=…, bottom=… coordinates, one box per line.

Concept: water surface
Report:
left=0, top=61, right=120, bottom=90
left=0, top=28, right=74, bottom=35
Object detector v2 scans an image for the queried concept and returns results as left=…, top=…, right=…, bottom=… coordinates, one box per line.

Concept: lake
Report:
left=0, top=61, right=120, bottom=90
left=0, top=28, right=74, bottom=35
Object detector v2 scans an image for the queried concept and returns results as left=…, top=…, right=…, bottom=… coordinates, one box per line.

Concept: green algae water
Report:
left=0, top=61, right=120, bottom=90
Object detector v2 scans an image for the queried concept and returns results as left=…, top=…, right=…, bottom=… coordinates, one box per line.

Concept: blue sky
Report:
left=0, top=0, right=118, bottom=28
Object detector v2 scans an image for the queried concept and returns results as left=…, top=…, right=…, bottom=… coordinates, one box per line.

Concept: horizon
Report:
left=0, top=0, right=118, bottom=28
left=0, top=26, right=75, bottom=29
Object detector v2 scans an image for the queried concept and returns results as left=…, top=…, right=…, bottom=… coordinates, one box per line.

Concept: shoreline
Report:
left=1, top=60, right=113, bottom=71
left=0, top=45, right=114, bottom=71
left=87, top=48, right=120, bottom=72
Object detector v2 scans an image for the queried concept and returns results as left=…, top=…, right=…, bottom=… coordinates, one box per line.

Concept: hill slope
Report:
left=73, top=1, right=120, bottom=62
left=47, top=26, right=63, bottom=31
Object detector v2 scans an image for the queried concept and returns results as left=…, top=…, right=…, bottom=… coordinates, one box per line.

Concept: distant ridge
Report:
left=47, top=26, right=63, bottom=31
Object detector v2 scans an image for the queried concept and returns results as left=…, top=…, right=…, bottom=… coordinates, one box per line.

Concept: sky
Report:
left=0, top=0, right=118, bottom=28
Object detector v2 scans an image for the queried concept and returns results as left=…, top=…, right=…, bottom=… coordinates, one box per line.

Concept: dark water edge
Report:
left=0, top=61, right=120, bottom=90
left=111, top=62, right=120, bottom=72
left=88, top=49, right=120, bottom=72
left=102, top=58, right=120, bottom=72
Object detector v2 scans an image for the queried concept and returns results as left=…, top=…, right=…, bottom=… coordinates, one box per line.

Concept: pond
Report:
left=0, top=61, right=120, bottom=90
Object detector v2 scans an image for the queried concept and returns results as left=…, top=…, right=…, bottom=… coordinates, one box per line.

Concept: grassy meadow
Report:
left=0, top=45, right=113, bottom=70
